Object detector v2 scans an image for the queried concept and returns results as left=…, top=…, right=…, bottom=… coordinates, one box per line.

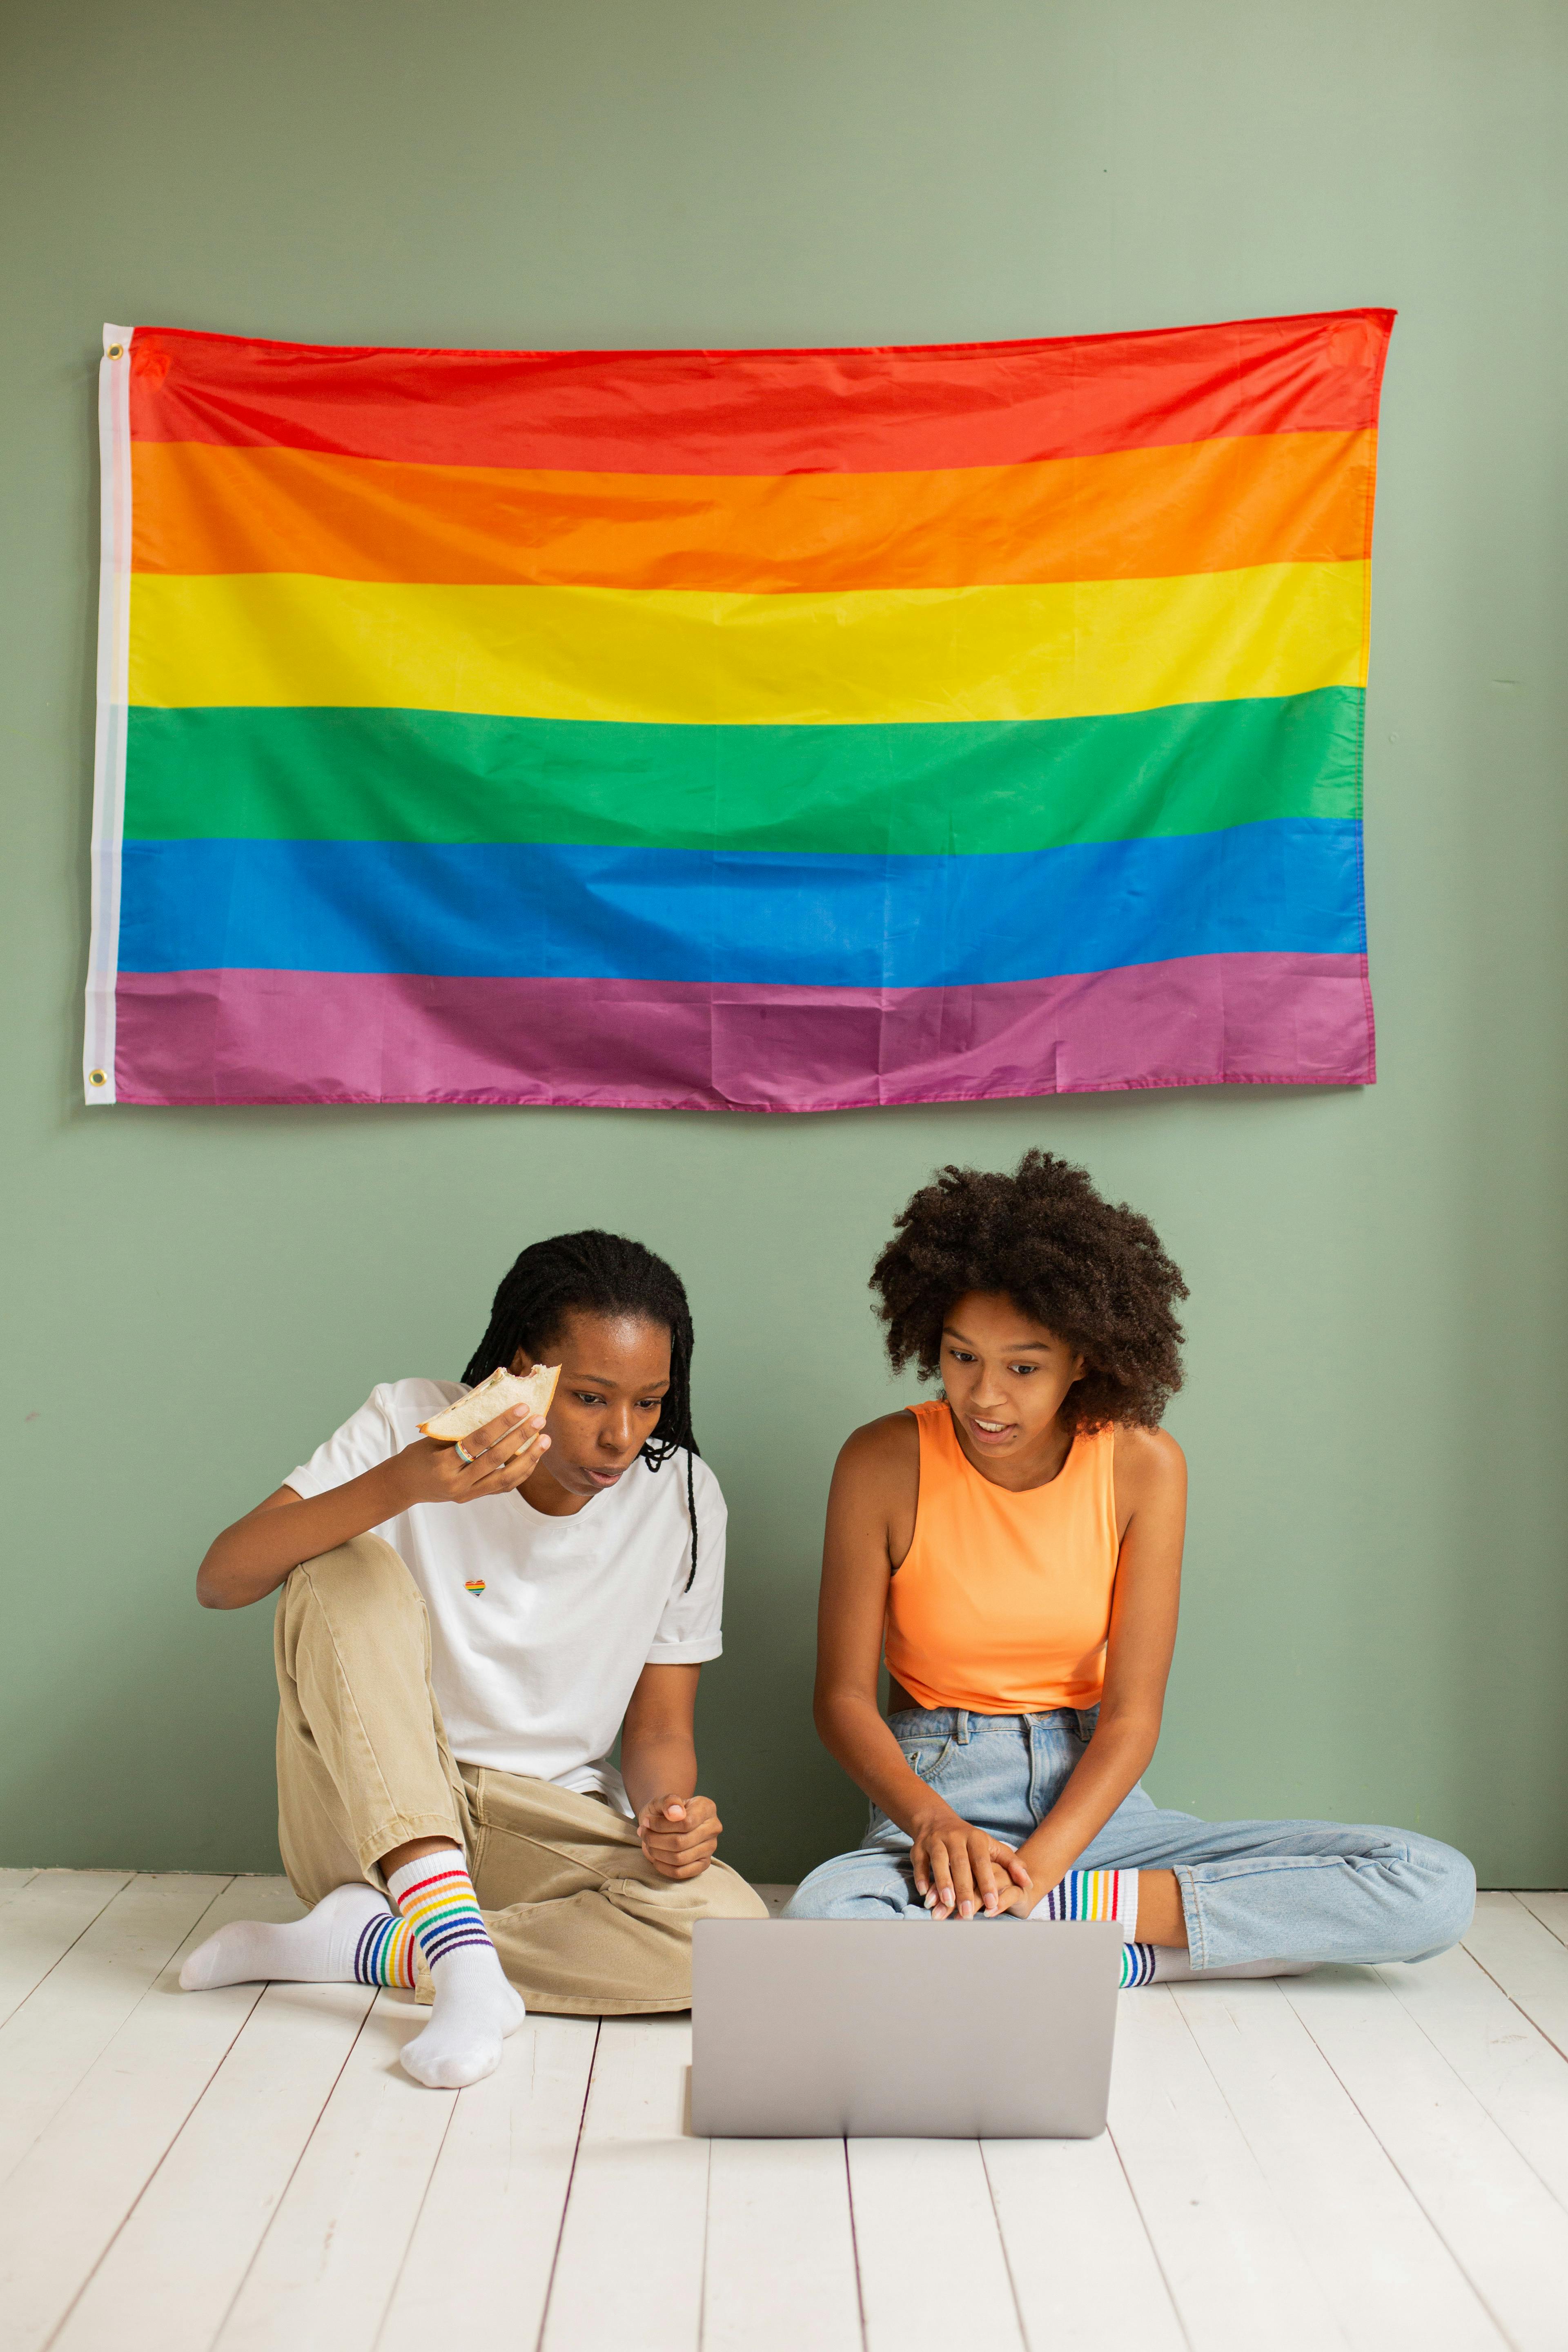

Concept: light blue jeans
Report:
left=785, top=1706, right=1476, bottom=1968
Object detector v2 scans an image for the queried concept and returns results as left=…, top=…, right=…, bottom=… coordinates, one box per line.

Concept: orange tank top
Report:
left=884, top=1400, right=1120, bottom=1714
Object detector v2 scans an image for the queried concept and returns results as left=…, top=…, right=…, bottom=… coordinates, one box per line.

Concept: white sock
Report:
left=180, top=1880, right=392, bottom=1990
left=1147, top=1949, right=1316, bottom=1984
left=1122, top=1941, right=1158, bottom=1985
left=385, top=1849, right=526, bottom=2090
left=1031, top=1867, right=1139, bottom=1936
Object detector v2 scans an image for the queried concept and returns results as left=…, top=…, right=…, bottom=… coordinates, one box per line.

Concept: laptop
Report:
left=690, top=1918, right=1122, bottom=2138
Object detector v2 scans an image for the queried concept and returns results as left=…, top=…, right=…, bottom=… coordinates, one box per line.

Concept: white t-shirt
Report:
left=284, top=1378, right=725, bottom=1812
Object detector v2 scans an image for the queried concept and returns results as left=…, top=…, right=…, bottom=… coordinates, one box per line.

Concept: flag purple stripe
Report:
left=110, top=956, right=1373, bottom=1111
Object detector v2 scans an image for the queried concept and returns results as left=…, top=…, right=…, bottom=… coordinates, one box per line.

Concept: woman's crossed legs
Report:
left=788, top=1788, right=1475, bottom=1971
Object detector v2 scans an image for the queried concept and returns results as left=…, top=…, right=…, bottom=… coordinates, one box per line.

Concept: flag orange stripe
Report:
left=131, top=429, right=1376, bottom=592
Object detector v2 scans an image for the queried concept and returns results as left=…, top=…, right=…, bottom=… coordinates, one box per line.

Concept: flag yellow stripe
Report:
left=129, top=564, right=1368, bottom=728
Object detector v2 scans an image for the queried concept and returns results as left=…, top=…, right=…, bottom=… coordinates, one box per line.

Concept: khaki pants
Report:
left=274, top=1533, right=768, bottom=2014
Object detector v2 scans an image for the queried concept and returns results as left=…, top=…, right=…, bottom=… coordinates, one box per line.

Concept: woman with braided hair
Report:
left=182, top=1229, right=766, bottom=2089
left=787, top=1152, right=1475, bottom=1987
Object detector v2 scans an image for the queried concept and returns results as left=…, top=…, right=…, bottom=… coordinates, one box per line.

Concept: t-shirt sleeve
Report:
left=283, top=1386, right=403, bottom=1501
left=645, top=1459, right=727, bottom=1665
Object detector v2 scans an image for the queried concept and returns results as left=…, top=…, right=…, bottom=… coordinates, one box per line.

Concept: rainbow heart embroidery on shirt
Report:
left=464, top=1579, right=486, bottom=1596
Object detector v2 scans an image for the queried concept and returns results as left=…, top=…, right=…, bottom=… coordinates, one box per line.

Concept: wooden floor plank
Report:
left=1, top=1878, right=302, bottom=2352
left=1379, top=1932, right=1568, bottom=2213
left=541, top=2016, right=708, bottom=2352
left=1106, top=1987, right=1349, bottom=2352
left=0, top=1869, right=40, bottom=1899
left=849, top=2138, right=1023, bottom=2350
left=749, top=1884, right=796, bottom=1919
left=1515, top=1891, right=1568, bottom=1948
left=0, top=1875, right=228, bottom=2190
left=377, top=2017, right=599, bottom=2351
left=1174, top=1978, right=1502, bottom=2352
left=55, top=1984, right=376, bottom=2352
left=1285, top=1966, right=1568, bottom=2352
left=983, top=2131, right=1185, bottom=2351
left=1463, top=1891, right=1568, bottom=2060
left=213, top=1991, right=457, bottom=2352
left=703, top=2139, right=862, bottom=2352
left=0, top=1869, right=133, bottom=2032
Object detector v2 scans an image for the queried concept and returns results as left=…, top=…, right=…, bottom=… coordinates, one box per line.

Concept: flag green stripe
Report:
left=124, top=688, right=1362, bottom=857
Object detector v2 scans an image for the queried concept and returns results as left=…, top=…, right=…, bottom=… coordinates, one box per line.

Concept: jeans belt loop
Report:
left=956, top=1709, right=970, bottom=1744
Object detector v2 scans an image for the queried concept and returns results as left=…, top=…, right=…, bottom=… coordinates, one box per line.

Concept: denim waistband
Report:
left=888, top=1703, right=1096, bottom=1744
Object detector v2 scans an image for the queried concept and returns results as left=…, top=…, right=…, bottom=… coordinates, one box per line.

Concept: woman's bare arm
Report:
left=812, top=1415, right=1030, bottom=1919
left=1012, top=1423, right=1186, bottom=1901
left=195, top=1403, right=550, bottom=1610
left=622, top=1662, right=724, bottom=1881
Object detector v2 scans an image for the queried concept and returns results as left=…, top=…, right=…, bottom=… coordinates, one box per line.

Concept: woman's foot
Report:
left=399, top=1947, right=528, bottom=2089
left=382, top=1850, right=527, bottom=2088
left=180, top=1881, right=391, bottom=1990
left=1133, top=1950, right=1315, bottom=1986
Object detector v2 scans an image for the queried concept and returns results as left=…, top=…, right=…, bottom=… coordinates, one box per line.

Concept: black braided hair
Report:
left=461, top=1230, right=702, bottom=1592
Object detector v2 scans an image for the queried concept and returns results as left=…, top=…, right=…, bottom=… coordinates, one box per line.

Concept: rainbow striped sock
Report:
left=352, top=1905, right=417, bottom=1988
left=1120, top=1941, right=1159, bottom=1988
left=386, top=1849, right=495, bottom=1979
left=1038, top=1867, right=1139, bottom=1933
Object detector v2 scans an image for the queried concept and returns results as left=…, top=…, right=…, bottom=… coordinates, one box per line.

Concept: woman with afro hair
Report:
left=786, top=1152, right=1474, bottom=1987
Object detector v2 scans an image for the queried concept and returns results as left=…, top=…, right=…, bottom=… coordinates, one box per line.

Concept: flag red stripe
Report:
left=125, top=310, right=1393, bottom=476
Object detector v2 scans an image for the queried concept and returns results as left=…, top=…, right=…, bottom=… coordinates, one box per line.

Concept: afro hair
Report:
left=871, top=1149, right=1187, bottom=1432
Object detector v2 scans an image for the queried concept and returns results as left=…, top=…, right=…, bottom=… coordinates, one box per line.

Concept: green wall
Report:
left=4, top=0, right=1565, bottom=1886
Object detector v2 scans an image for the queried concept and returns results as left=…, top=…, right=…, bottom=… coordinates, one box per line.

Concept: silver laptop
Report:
left=690, top=1918, right=1121, bottom=2138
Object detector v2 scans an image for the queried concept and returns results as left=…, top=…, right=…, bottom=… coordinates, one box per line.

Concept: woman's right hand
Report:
left=909, top=1808, right=1032, bottom=1921
left=391, top=1407, right=550, bottom=1508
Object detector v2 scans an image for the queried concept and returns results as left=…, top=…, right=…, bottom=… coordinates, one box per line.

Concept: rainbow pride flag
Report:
left=85, top=309, right=1390, bottom=1110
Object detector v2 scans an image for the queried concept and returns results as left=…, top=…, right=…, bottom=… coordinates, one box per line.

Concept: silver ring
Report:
left=453, top=1440, right=475, bottom=1467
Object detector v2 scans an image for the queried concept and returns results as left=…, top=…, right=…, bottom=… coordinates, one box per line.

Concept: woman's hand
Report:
left=910, top=1809, right=1032, bottom=1921
left=390, top=1407, right=550, bottom=1509
left=636, top=1794, right=722, bottom=1880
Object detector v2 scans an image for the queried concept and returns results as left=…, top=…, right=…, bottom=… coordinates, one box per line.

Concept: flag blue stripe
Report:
left=117, top=821, right=1365, bottom=988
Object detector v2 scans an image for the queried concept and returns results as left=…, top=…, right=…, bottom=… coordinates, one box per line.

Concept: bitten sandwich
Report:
left=419, top=1362, right=561, bottom=1444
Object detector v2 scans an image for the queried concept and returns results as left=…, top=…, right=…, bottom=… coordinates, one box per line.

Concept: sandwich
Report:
left=419, top=1362, right=561, bottom=1444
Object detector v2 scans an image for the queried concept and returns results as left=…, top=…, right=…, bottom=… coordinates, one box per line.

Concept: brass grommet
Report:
left=88, top=1067, right=108, bottom=1087
left=106, top=343, right=124, bottom=360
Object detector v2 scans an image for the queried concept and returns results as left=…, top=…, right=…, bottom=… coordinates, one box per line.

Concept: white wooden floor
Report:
left=2, top=1876, right=1568, bottom=2352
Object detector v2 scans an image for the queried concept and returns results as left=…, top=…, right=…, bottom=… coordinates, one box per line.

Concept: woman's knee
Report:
left=607, top=1858, right=769, bottom=1927
left=290, top=1532, right=419, bottom=1608
left=784, top=1852, right=911, bottom=1920
left=279, top=1535, right=423, bottom=1648
left=1348, top=1826, right=1475, bottom=1960
left=694, top=1863, right=771, bottom=1922
left=1397, top=1832, right=1476, bottom=1959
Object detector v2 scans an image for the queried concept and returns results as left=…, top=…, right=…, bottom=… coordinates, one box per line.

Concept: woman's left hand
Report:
left=637, top=1793, right=721, bottom=1879
left=911, top=1811, right=1033, bottom=1920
